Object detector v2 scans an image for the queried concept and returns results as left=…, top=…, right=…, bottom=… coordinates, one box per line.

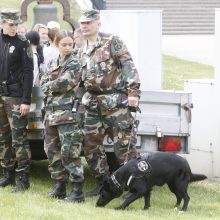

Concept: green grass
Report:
left=0, top=160, right=219, bottom=220
left=163, top=55, right=214, bottom=90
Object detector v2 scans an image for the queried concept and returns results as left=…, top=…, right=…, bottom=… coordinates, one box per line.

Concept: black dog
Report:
left=96, top=152, right=207, bottom=211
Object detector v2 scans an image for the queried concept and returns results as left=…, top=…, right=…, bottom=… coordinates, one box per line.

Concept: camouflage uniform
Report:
left=40, top=52, right=84, bottom=183
left=0, top=97, right=31, bottom=171
left=0, top=9, right=33, bottom=180
left=80, top=31, right=141, bottom=177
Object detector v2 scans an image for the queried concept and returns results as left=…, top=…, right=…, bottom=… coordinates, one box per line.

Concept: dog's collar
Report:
left=126, top=175, right=133, bottom=187
left=111, top=174, right=122, bottom=189
left=111, top=174, right=134, bottom=189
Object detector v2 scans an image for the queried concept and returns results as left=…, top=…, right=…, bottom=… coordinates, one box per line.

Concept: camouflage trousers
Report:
left=44, top=120, right=84, bottom=182
left=83, top=107, right=138, bottom=177
left=0, top=96, right=31, bottom=172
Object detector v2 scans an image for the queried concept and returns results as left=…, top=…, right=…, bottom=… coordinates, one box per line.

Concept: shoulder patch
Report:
left=137, top=161, right=149, bottom=172
left=131, top=158, right=152, bottom=178
left=17, top=34, right=27, bottom=41
left=112, top=36, right=124, bottom=52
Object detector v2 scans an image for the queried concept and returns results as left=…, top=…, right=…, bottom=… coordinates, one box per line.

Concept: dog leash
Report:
left=124, top=105, right=141, bottom=164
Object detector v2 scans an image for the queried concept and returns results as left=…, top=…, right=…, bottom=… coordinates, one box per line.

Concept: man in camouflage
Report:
left=78, top=9, right=141, bottom=196
left=0, top=8, right=33, bottom=192
left=40, top=30, right=85, bottom=202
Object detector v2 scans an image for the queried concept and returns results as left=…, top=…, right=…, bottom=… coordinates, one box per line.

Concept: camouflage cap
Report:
left=78, top=9, right=100, bottom=23
left=0, top=8, right=22, bottom=25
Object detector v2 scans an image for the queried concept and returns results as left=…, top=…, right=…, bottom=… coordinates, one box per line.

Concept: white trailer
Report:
left=184, top=79, right=218, bottom=178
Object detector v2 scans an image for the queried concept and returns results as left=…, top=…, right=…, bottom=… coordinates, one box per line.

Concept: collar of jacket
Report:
left=81, top=33, right=102, bottom=55
left=50, top=52, right=73, bottom=72
left=58, top=53, right=73, bottom=67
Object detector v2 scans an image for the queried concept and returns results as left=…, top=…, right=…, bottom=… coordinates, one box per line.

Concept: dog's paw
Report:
left=115, top=206, right=125, bottom=210
left=178, top=211, right=185, bottom=215
left=143, top=206, right=150, bottom=210
left=115, top=207, right=122, bottom=210
left=173, top=207, right=178, bottom=211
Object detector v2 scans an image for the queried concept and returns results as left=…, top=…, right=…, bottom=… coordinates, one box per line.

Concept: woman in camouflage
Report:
left=40, top=30, right=84, bottom=203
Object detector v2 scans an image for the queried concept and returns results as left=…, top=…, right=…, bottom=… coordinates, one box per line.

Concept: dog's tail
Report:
left=190, top=173, right=207, bottom=182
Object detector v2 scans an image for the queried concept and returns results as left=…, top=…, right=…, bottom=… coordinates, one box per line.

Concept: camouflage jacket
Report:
left=79, top=32, right=141, bottom=112
left=40, top=52, right=82, bottom=125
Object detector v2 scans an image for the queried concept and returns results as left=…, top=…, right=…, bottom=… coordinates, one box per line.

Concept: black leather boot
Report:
left=63, top=182, right=85, bottom=203
left=87, top=175, right=104, bottom=197
left=12, top=172, right=30, bottom=193
left=49, top=181, right=67, bottom=199
left=0, top=168, right=15, bottom=187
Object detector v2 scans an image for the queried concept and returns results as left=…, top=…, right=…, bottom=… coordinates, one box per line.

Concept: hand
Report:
left=20, top=104, right=30, bottom=116
left=128, top=96, right=139, bottom=107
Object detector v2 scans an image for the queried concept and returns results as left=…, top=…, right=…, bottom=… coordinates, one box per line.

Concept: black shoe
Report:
left=12, top=172, right=30, bottom=193
left=63, top=182, right=84, bottom=203
left=0, top=169, right=15, bottom=187
left=87, top=175, right=105, bottom=197
left=49, top=181, right=66, bottom=199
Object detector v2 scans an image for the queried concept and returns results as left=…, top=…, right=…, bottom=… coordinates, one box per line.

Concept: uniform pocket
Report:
left=47, top=111, right=82, bottom=126
left=96, top=52, right=112, bottom=74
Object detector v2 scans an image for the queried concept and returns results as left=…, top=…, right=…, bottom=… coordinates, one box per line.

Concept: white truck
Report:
left=27, top=10, right=193, bottom=160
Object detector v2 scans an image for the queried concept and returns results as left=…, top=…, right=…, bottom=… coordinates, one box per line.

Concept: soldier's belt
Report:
left=44, top=103, right=73, bottom=112
left=88, top=90, right=127, bottom=95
